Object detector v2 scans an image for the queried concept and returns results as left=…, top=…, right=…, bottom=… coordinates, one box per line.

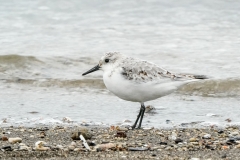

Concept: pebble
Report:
left=95, top=143, right=116, bottom=151
left=235, top=144, right=240, bottom=149
left=56, top=145, right=64, bottom=150
left=175, top=138, right=183, bottom=144
left=2, top=136, right=8, bottom=141
left=35, top=141, right=50, bottom=151
left=68, top=145, right=75, bottom=151
left=2, top=146, right=12, bottom=151
left=8, top=137, right=22, bottom=144
left=71, top=127, right=93, bottom=140
left=156, top=132, right=164, bottom=137
left=203, top=134, right=211, bottom=139
left=18, top=144, right=31, bottom=151
left=115, top=131, right=127, bottom=138
left=62, top=117, right=73, bottom=123
left=230, top=131, right=239, bottom=136
left=74, top=148, right=82, bottom=151
left=159, top=142, right=167, bottom=145
left=222, top=145, right=230, bottom=150
left=170, top=132, right=177, bottom=140
left=189, top=138, right=198, bottom=142
left=39, top=131, right=46, bottom=138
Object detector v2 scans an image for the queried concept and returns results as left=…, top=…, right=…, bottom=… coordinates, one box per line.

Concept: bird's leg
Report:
left=131, top=105, right=143, bottom=129
left=137, top=103, right=145, bottom=129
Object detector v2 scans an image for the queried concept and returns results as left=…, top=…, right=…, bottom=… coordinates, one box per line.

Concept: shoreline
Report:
left=1, top=125, right=240, bottom=159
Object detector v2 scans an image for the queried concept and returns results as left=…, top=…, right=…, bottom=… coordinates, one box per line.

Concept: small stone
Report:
left=189, top=138, right=198, bottom=142
left=115, top=131, right=127, bottom=138
left=235, top=144, right=240, bottom=149
left=56, top=145, right=64, bottom=150
left=35, top=141, right=50, bottom=151
left=230, top=131, right=239, bottom=136
left=71, top=127, right=93, bottom=140
left=2, top=136, right=8, bottom=141
left=156, top=132, right=164, bottom=137
left=170, top=132, right=177, bottom=140
left=2, top=146, right=12, bottom=151
left=37, top=127, right=49, bottom=131
left=88, top=141, right=96, bottom=146
left=203, top=134, right=211, bottom=139
left=20, top=129, right=25, bottom=132
left=222, top=145, right=230, bottom=150
left=175, top=138, right=183, bottom=144
left=191, top=142, right=199, bottom=145
left=221, top=154, right=227, bottom=158
left=226, top=138, right=236, bottom=145
left=73, top=148, right=82, bottom=151
left=159, top=142, right=167, bottom=145
left=62, top=117, right=73, bottom=123
left=39, top=131, right=46, bottom=138
left=145, top=105, right=156, bottom=113
left=8, top=137, right=22, bottom=144
left=116, top=126, right=128, bottom=131
left=71, top=141, right=77, bottom=146
left=19, top=145, right=30, bottom=151
left=68, top=145, right=75, bottom=151
left=218, top=130, right=224, bottom=134
left=128, top=147, right=148, bottom=151
left=95, top=143, right=116, bottom=151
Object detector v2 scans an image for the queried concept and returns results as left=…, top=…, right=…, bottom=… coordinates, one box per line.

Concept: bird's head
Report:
left=82, top=52, right=123, bottom=76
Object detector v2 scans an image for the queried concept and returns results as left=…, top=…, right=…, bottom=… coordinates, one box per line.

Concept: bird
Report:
left=82, top=52, right=207, bottom=129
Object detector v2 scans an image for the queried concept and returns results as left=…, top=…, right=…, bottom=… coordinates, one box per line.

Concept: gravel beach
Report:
left=1, top=125, right=240, bottom=159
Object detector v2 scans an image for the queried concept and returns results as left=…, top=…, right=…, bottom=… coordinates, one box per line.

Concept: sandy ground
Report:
left=1, top=125, right=240, bottom=159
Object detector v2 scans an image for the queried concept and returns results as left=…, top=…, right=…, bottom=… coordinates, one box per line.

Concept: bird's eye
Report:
left=105, top=59, right=109, bottom=63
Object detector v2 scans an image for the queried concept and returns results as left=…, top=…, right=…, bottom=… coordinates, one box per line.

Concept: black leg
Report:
left=137, top=103, right=145, bottom=129
left=132, top=105, right=143, bottom=129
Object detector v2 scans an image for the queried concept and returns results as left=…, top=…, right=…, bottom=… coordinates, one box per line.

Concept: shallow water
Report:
left=0, top=0, right=240, bottom=127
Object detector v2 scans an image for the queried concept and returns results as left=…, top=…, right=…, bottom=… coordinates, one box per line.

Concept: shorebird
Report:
left=82, top=53, right=207, bottom=129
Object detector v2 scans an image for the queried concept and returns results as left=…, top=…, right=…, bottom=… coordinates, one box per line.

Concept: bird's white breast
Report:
left=102, top=68, right=190, bottom=103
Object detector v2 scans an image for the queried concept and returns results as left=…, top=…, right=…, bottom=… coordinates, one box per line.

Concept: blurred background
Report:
left=0, top=0, right=240, bottom=128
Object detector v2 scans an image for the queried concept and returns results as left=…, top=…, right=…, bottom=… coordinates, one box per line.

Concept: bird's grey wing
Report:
left=120, top=60, right=208, bottom=83
left=120, top=60, right=174, bottom=82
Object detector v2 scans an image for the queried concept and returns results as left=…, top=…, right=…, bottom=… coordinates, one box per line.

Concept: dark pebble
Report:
left=115, top=131, right=127, bottom=138
left=218, top=130, right=224, bottom=134
left=151, top=154, right=157, bottom=157
left=37, top=127, right=49, bottom=131
left=221, top=154, right=227, bottom=158
left=2, top=146, right=12, bottom=151
left=88, top=141, right=96, bottom=146
left=175, top=138, right=183, bottom=144
left=159, top=142, right=168, bottom=145
left=128, top=147, right=148, bottom=151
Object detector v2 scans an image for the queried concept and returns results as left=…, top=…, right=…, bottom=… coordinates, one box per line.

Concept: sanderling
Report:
left=82, top=52, right=207, bottom=129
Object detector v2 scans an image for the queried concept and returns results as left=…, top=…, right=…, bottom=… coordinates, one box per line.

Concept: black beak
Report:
left=82, top=64, right=100, bottom=76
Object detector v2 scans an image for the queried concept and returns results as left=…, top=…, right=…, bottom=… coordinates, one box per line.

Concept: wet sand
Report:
left=1, top=125, right=240, bottom=159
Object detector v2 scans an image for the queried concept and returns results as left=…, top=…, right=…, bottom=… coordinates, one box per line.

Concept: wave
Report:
left=0, top=55, right=240, bottom=97
left=0, top=54, right=43, bottom=66
left=179, top=78, right=240, bottom=97
left=2, top=77, right=240, bottom=97
left=3, top=78, right=106, bottom=89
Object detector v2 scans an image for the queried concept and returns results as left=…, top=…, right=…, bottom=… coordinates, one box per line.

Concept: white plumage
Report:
left=83, top=52, right=207, bottom=129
